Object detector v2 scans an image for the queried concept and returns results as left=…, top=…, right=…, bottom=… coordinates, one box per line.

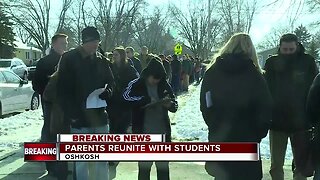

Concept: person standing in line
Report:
left=126, top=46, right=142, bottom=74
left=200, top=33, right=272, bottom=180
left=264, top=33, right=318, bottom=180
left=171, top=54, right=182, bottom=95
left=32, top=33, right=68, bottom=178
left=57, top=26, right=114, bottom=180
left=123, top=57, right=178, bottom=180
left=108, top=47, right=139, bottom=179
left=159, top=54, right=172, bottom=83
left=139, top=46, right=150, bottom=70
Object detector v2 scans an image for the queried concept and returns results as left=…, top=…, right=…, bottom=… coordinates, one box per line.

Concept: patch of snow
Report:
left=0, top=109, right=43, bottom=157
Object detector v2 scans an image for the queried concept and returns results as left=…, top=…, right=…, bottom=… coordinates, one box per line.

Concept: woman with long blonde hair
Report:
left=200, top=33, right=272, bottom=180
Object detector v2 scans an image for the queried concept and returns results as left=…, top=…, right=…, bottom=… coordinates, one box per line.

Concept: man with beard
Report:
left=264, top=33, right=319, bottom=180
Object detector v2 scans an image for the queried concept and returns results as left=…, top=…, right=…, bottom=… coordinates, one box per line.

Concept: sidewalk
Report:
left=0, top=149, right=313, bottom=180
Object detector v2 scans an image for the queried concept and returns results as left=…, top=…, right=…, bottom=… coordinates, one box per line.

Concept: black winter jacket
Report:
left=122, top=73, right=178, bottom=141
left=264, top=53, right=318, bottom=132
left=306, top=74, right=320, bottom=163
left=200, top=53, right=272, bottom=180
left=32, top=49, right=61, bottom=95
left=57, top=47, right=115, bottom=128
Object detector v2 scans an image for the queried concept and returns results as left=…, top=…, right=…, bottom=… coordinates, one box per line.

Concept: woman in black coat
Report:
left=107, top=47, right=139, bottom=179
left=123, top=57, right=178, bottom=180
left=107, top=47, right=139, bottom=134
left=306, top=74, right=320, bottom=180
left=200, top=33, right=273, bottom=180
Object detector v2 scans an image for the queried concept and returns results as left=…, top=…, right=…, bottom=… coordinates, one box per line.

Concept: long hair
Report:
left=210, top=33, right=262, bottom=73
left=113, top=47, right=127, bottom=66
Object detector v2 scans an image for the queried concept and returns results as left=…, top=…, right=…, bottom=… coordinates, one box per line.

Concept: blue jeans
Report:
left=314, top=164, right=320, bottom=180
left=71, top=125, right=109, bottom=180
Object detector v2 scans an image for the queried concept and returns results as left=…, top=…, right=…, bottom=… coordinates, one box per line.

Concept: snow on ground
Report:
left=0, top=83, right=293, bottom=160
left=0, top=109, right=43, bottom=158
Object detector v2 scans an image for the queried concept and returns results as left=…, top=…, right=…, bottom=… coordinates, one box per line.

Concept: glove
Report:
left=99, top=87, right=112, bottom=100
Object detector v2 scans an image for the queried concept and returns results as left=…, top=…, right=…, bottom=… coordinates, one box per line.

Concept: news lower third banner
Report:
left=24, top=134, right=259, bottom=162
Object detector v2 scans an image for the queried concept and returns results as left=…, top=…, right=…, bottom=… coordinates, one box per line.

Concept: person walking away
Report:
left=57, top=26, right=115, bottom=180
left=264, top=33, right=318, bottom=180
left=139, top=46, right=150, bottom=69
left=159, top=54, right=172, bottom=83
left=171, top=55, right=182, bottom=95
left=107, top=47, right=139, bottom=179
left=200, top=33, right=272, bottom=180
left=306, top=74, right=320, bottom=180
left=32, top=33, right=68, bottom=177
left=126, top=47, right=142, bottom=74
left=123, top=57, right=178, bottom=180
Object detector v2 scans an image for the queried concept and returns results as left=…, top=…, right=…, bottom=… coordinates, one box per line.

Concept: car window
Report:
left=3, top=71, right=20, bottom=83
left=0, top=61, right=11, bottom=68
left=14, top=60, right=20, bottom=66
left=0, top=72, right=6, bottom=83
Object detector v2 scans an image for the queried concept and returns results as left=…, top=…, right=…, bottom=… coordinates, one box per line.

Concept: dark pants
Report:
left=171, top=74, right=180, bottom=94
left=108, top=110, right=132, bottom=179
left=195, top=72, right=200, bottom=83
left=138, top=161, right=169, bottom=180
left=41, top=97, right=68, bottom=180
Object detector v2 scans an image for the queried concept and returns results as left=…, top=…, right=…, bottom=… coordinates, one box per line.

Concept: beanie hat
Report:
left=81, top=26, right=100, bottom=43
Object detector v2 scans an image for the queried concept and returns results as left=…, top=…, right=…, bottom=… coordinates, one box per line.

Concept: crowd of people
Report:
left=31, top=26, right=320, bottom=180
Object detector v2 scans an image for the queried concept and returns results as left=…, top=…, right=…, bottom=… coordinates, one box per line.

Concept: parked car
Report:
left=0, top=68, right=40, bottom=116
left=27, top=66, right=36, bottom=81
left=0, top=58, right=29, bottom=80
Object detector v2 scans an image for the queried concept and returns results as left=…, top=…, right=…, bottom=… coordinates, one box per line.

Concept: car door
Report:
left=2, top=71, right=25, bottom=111
left=0, top=71, right=13, bottom=114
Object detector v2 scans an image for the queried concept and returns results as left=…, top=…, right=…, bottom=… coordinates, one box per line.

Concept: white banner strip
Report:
left=58, top=153, right=259, bottom=161
left=59, top=134, right=163, bottom=143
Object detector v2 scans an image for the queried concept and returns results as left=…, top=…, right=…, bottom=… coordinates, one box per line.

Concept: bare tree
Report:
left=90, top=0, right=145, bottom=51
left=169, top=0, right=221, bottom=59
left=56, top=0, right=73, bottom=33
left=215, top=0, right=258, bottom=42
left=6, top=0, right=73, bottom=54
left=15, top=28, right=32, bottom=44
left=257, top=26, right=291, bottom=50
left=261, top=0, right=305, bottom=31
left=133, top=8, right=169, bottom=53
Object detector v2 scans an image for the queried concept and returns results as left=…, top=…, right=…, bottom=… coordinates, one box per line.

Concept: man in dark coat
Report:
left=126, top=46, right=142, bottom=74
left=159, top=54, right=172, bottom=83
left=57, top=26, right=115, bottom=180
left=123, top=57, right=178, bottom=180
left=170, top=54, right=182, bottom=94
left=32, top=33, right=68, bottom=177
left=264, top=33, right=319, bottom=180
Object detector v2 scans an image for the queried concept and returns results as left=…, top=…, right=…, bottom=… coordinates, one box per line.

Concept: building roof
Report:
left=14, top=41, right=41, bottom=52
